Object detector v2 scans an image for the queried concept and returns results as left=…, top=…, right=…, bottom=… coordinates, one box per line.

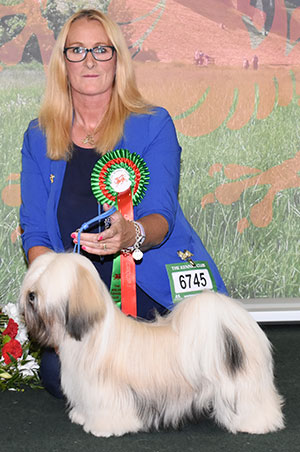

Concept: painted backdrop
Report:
left=0, top=0, right=299, bottom=305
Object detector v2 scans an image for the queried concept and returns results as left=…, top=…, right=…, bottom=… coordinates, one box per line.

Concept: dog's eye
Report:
left=27, top=291, right=36, bottom=304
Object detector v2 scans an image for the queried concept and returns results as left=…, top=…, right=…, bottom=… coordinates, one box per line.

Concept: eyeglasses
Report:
left=63, top=45, right=115, bottom=62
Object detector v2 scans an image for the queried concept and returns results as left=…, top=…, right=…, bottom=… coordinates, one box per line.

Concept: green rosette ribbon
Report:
left=91, top=149, right=150, bottom=207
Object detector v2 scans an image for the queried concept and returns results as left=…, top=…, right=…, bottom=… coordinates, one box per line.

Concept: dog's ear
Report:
left=65, top=264, right=106, bottom=341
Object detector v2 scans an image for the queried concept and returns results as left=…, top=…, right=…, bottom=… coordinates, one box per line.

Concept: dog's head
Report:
left=19, top=252, right=110, bottom=347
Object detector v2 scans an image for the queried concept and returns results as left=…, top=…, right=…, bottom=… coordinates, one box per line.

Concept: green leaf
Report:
left=2, top=335, right=11, bottom=345
left=7, top=352, right=18, bottom=365
left=0, top=371, right=12, bottom=379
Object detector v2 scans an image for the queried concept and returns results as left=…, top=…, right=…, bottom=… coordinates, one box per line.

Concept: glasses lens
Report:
left=65, top=47, right=87, bottom=62
left=92, top=46, right=114, bottom=61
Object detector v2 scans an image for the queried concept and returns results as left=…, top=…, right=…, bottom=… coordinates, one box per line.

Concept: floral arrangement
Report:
left=0, top=303, right=41, bottom=391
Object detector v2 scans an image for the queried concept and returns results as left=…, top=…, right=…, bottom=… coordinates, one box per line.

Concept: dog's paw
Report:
left=69, top=408, right=85, bottom=426
left=84, top=426, right=114, bottom=438
left=235, top=416, right=285, bottom=434
left=228, top=405, right=285, bottom=434
left=83, top=422, right=116, bottom=438
left=83, top=414, right=143, bottom=437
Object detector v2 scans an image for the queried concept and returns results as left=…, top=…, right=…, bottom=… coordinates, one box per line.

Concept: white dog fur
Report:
left=19, top=252, right=284, bottom=437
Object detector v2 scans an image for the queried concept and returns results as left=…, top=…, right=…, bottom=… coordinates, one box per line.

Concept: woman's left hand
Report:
left=71, top=203, right=136, bottom=255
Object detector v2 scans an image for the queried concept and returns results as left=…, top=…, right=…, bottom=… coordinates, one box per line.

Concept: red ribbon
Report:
left=117, top=188, right=137, bottom=317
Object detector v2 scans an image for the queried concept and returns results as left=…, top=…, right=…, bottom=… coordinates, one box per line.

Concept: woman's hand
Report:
left=71, top=203, right=136, bottom=256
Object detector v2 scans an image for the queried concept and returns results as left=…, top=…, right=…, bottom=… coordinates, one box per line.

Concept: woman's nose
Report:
left=85, top=51, right=96, bottom=68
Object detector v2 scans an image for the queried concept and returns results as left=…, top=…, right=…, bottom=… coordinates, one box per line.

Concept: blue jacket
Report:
left=20, top=107, right=227, bottom=309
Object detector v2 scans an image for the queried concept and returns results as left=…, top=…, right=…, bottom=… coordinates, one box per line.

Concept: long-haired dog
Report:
left=19, top=252, right=284, bottom=437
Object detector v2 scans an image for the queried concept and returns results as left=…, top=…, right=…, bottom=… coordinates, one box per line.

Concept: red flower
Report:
left=2, top=318, right=18, bottom=339
left=2, top=339, right=23, bottom=365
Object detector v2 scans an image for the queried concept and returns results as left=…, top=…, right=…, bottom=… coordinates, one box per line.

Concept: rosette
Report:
left=91, top=149, right=149, bottom=206
left=90, top=149, right=150, bottom=317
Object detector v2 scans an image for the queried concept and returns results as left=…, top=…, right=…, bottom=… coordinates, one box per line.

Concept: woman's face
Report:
left=64, top=18, right=116, bottom=100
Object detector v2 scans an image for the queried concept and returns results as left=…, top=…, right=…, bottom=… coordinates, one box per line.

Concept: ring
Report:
left=103, top=243, right=106, bottom=250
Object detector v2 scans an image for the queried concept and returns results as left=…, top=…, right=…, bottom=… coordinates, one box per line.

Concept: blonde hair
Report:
left=39, top=9, right=151, bottom=159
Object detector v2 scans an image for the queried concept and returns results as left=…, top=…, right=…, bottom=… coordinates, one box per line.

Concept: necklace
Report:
left=82, top=124, right=98, bottom=146
left=82, top=132, right=96, bottom=146
left=79, top=119, right=101, bottom=147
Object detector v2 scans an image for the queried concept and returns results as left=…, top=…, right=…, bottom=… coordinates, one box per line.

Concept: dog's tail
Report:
left=171, top=291, right=284, bottom=433
left=172, top=291, right=264, bottom=379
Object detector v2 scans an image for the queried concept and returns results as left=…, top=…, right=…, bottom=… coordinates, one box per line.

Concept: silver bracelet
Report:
left=121, top=221, right=146, bottom=262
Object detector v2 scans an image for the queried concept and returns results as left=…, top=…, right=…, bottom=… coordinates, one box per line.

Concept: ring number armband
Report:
left=122, top=221, right=146, bottom=262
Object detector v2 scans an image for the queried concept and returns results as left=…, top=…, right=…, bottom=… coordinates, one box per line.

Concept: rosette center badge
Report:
left=110, top=168, right=131, bottom=193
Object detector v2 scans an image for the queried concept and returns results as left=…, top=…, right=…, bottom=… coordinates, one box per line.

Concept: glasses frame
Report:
left=63, top=45, right=116, bottom=62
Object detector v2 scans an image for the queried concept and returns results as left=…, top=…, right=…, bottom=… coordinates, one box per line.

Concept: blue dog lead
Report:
left=73, top=205, right=117, bottom=254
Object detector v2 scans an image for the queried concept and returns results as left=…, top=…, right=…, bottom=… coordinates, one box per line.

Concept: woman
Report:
left=20, top=9, right=227, bottom=397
